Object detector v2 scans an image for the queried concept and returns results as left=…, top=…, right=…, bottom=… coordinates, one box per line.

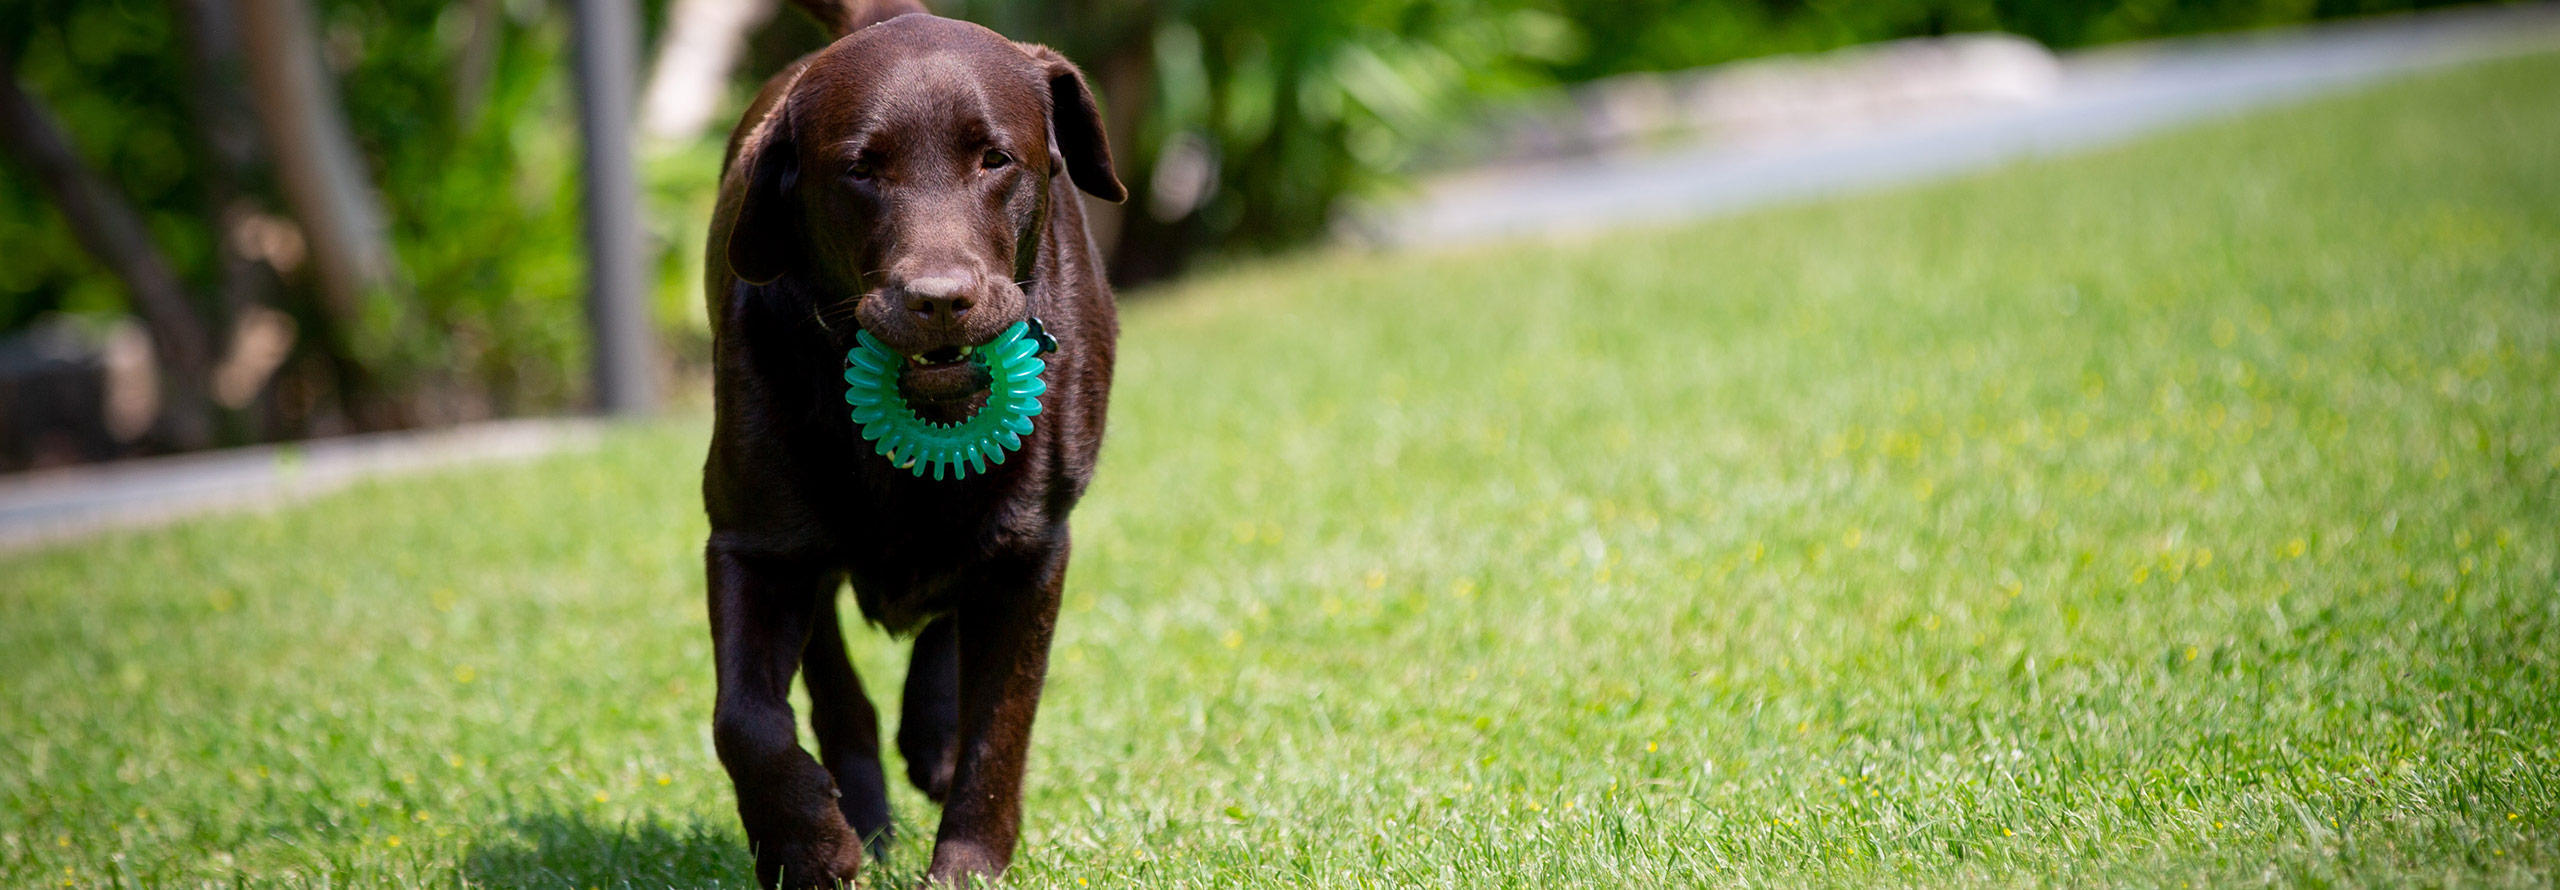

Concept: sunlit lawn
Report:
left=5, top=52, right=2557, bottom=889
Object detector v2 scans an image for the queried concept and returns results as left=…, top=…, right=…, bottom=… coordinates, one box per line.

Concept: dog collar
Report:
left=842, top=318, right=1056, bottom=480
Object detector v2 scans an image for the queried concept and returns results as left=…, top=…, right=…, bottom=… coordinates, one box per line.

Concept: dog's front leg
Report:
left=898, top=615, right=961, bottom=802
left=708, top=548, right=864, bottom=888
left=803, top=594, right=895, bottom=858
left=924, top=540, right=1067, bottom=886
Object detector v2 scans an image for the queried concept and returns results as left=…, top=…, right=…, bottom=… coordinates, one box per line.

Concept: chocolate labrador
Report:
left=699, top=1, right=1125, bottom=885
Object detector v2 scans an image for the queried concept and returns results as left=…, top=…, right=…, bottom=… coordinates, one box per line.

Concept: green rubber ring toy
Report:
left=842, top=319, right=1049, bottom=480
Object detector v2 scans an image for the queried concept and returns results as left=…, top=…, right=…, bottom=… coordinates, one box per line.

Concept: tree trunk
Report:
left=0, top=63, right=216, bottom=449
left=234, top=0, right=413, bottom=419
left=571, top=0, right=659, bottom=415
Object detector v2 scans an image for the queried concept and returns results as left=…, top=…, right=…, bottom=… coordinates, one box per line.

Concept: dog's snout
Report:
left=858, top=262, right=1022, bottom=347
left=899, top=272, right=976, bottom=323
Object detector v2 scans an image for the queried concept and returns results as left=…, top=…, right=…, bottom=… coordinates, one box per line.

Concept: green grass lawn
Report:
left=8, top=53, right=2560, bottom=889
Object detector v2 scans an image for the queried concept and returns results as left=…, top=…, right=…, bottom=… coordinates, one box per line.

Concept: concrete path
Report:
left=1368, top=3, right=2560, bottom=247
left=0, top=418, right=602, bottom=553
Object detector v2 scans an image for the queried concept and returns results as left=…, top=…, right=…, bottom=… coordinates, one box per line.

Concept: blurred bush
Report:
left=0, top=0, right=2497, bottom=460
left=2, top=0, right=607, bottom=441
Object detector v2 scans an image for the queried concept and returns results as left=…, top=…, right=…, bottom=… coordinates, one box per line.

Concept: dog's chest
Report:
left=827, top=493, right=1037, bottom=629
left=787, top=437, right=1053, bottom=622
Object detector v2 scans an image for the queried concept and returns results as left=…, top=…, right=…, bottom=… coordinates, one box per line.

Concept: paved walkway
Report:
left=0, top=418, right=602, bottom=553
left=1369, top=3, right=2560, bottom=247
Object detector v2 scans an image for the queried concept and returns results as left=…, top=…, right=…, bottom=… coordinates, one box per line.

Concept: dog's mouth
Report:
left=906, top=345, right=972, bottom=369
left=855, top=316, right=1053, bottom=421
left=895, top=341, right=996, bottom=409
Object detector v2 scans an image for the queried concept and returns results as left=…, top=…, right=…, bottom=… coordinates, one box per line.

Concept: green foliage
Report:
left=1121, top=0, right=1573, bottom=246
left=324, top=0, right=591, bottom=409
left=950, top=0, right=1578, bottom=273
left=0, top=0, right=688, bottom=419
left=0, top=1, right=207, bottom=331
left=4, top=53, right=2557, bottom=888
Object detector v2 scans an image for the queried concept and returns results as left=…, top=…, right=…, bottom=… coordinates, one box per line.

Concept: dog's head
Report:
left=726, top=14, right=1123, bottom=403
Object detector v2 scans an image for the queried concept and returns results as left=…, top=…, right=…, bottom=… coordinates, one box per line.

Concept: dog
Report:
left=699, top=1, right=1125, bottom=885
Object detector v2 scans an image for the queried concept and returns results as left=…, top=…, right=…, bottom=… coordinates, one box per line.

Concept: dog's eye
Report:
left=981, top=149, right=1012, bottom=170
left=847, top=158, right=876, bottom=182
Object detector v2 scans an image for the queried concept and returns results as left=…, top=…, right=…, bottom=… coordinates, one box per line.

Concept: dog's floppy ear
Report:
left=725, top=106, right=800, bottom=285
left=1020, top=43, right=1126, bottom=203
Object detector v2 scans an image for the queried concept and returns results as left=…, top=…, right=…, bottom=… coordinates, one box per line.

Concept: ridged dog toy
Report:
left=842, top=319, right=1052, bottom=480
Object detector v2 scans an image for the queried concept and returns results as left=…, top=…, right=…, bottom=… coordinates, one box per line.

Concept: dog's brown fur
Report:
left=700, top=2, right=1124, bottom=885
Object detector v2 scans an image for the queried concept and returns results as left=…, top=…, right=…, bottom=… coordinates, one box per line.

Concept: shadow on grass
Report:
left=462, top=812, right=754, bottom=889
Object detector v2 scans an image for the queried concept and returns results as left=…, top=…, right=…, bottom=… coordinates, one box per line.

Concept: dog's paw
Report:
left=849, top=817, right=894, bottom=862
left=921, top=839, right=1007, bottom=888
left=753, top=827, right=864, bottom=889
left=905, top=746, right=956, bottom=803
left=896, top=712, right=959, bottom=803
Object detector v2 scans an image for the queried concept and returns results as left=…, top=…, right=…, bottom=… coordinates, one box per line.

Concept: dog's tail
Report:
left=788, top=0, right=928, bottom=39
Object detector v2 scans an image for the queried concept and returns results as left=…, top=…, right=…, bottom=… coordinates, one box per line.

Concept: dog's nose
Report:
left=899, top=272, right=975, bottom=324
